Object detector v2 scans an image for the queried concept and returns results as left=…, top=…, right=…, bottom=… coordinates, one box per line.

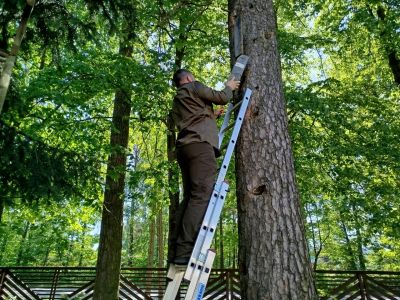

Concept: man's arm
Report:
left=195, top=78, right=240, bottom=105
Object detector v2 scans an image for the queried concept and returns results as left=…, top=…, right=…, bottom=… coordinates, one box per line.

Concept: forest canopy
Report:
left=0, top=0, right=399, bottom=271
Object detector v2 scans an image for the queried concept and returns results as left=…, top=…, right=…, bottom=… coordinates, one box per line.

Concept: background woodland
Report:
left=0, top=0, right=399, bottom=272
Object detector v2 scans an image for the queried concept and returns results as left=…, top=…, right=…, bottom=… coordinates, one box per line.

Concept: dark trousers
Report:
left=171, top=142, right=217, bottom=259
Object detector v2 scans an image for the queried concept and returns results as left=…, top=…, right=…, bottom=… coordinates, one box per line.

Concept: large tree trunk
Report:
left=388, top=51, right=400, bottom=84
left=0, top=0, right=35, bottom=114
left=228, top=0, right=317, bottom=298
left=376, top=6, right=400, bottom=85
left=93, top=45, right=132, bottom=300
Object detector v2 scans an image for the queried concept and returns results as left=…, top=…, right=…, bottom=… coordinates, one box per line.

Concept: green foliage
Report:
left=0, top=201, right=99, bottom=266
left=278, top=0, right=400, bottom=270
left=0, top=0, right=398, bottom=271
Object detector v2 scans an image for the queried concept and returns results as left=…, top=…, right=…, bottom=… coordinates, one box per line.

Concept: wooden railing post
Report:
left=357, top=271, right=367, bottom=300
left=226, top=269, right=230, bottom=298
left=0, top=268, right=6, bottom=295
left=49, top=267, right=60, bottom=300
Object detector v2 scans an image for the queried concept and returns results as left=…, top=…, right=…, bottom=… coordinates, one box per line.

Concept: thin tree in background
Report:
left=228, top=0, right=317, bottom=298
left=0, top=0, right=35, bottom=114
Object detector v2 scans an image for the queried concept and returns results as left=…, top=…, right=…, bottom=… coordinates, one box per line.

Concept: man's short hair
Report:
left=173, top=69, right=192, bottom=88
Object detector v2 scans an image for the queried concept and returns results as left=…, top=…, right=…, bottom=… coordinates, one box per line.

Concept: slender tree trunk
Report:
left=128, top=200, right=135, bottom=266
left=0, top=236, right=7, bottom=263
left=0, top=0, right=35, bottom=114
left=157, top=209, right=164, bottom=267
left=0, top=198, right=4, bottom=223
left=146, top=218, right=155, bottom=292
left=167, top=46, right=184, bottom=262
left=78, top=228, right=86, bottom=267
left=351, top=203, right=366, bottom=270
left=305, top=203, right=324, bottom=271
left=167, top=113, right=180, bottom=262
left=355, top=226, right=366, bottom=270
left=228, top=0, right=317, bottom=298
left=65, top=236, right=73, bottom=266
left=219, top=219, right=224, bottom=268
left=147, top=218, right=155, bottom=267
left=93, top=44, right=132, bottom=299
left=43, top=246, right=50, bottom=266
left=157, top=210, right=164, bottom=300
left=339, top=219, right=357, bottom=270
left=231, top=214, right=237, bottom=268
left=16, top=221, right=30, bottom=265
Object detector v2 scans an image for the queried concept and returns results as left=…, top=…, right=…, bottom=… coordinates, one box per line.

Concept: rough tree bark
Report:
left=0, top=0, right=35, bottom=114
left=93, top=45, right=133, bottom=300
left=228, top=0, right=317, bottom=298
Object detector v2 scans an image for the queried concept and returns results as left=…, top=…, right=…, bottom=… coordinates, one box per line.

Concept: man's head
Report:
left=172, top=69, right=195, bottom=88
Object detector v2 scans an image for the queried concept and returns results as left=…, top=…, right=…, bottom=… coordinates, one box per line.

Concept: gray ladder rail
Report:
left=218, top=99, right=243, bottom=148
left=214, top=88, right=252, bottom=186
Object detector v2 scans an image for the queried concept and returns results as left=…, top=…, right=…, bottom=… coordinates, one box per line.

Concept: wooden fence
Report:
left=315, top=270, right=400, bottom=299
left=1, top=267, right=399, bottom=299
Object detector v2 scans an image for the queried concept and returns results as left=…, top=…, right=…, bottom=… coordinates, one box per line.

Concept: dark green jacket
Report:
left=172, top=81, right=233, bottom=150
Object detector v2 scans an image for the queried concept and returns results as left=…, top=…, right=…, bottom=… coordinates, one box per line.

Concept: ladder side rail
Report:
left=163, top=270, right=185, bottom=300
left=192, top=182, right=228, bottom=268
left=190, top=182, right=226, bottom=257
left=218, top=102, right=233, bottom=148
left=218, top=99, right=244, bottom=148
left=185, top=251, right=216, bottom=300
left=184, top=181, right=229, bottom=280
left=215, top=88, right=252, bottom=186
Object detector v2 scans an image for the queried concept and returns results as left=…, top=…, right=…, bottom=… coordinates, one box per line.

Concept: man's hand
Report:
left=225, top=78, right=240, bottom=91
left=214, top=107, right=224, bottom=118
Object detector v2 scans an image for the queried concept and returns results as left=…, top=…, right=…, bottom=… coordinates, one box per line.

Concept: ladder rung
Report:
left=220, top=121, right=235, bottom=134
left=219, top=141, right=229, bottom=152
left=230, top=100, right=243, bottom=113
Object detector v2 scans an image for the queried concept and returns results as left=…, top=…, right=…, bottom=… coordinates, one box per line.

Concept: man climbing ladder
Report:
left=169, top=70, right=240, bottom=266
left=167, top=55, right=250, bottom=299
